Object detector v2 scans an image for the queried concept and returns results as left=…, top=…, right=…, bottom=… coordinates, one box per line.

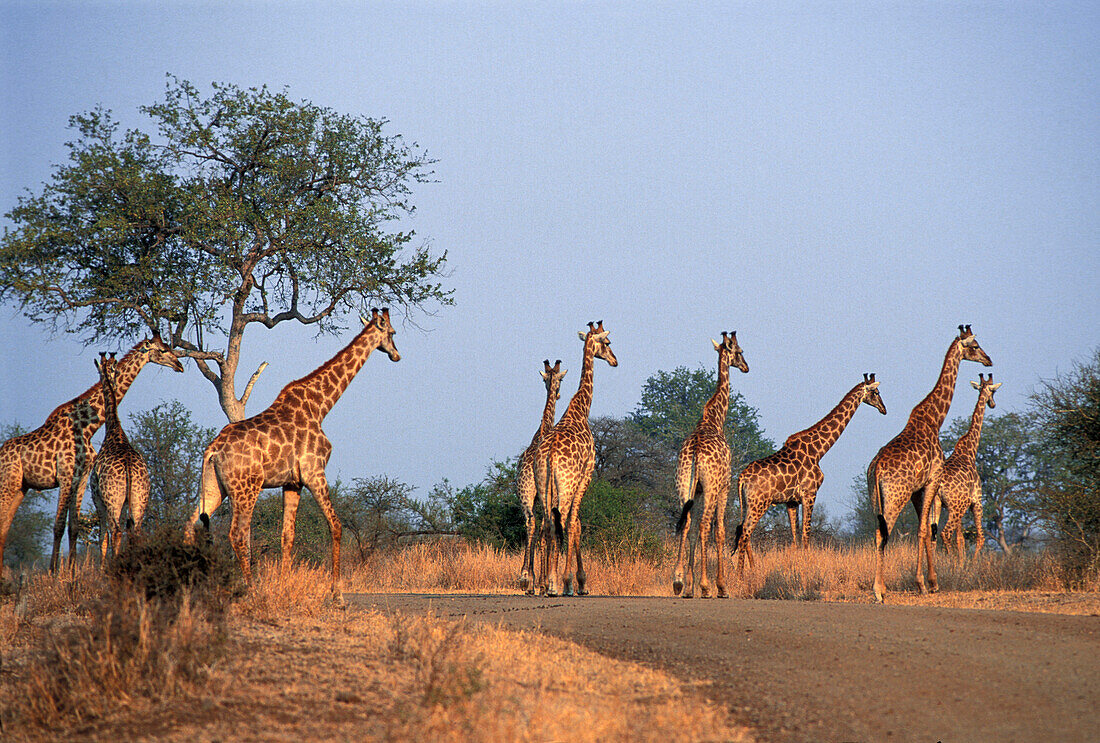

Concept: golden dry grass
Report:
left=342, top=536, right=1090, bottom=614
left=0, top=557, right=751, bottom=742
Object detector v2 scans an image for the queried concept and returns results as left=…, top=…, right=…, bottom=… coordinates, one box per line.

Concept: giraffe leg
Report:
left=873, top=479, right=906, bottom=603
left=697, top=482, right=715, bottom=598
left=801, top=471, right=822, bottom=548
left=90, top=469, right=110, bottom=562
left=518, top=461, right=538, bottom=594
left=671, top=451, right=697, bottom=597
left=0, top=450, right=28, bottom=565
left=733, top=488, right=764, bottom=582
left=572, top=505, right=588, bottom=596
left=915, top=481, right=940, bottom=595
left=941, top=504, right=964, bottom=561
left=801, top=495, right=816, bottom=549
left=228, top=485, right=260, bottom=586
left=971, top=488, right=985, bottom=558
left=129, top=460, right=150, bottom=539
left=303, top=470, right=344, bottom=604
left=49, top=457, right=76, bottom=573
left=786, top=502, right=799, bottom=548
left=713, top=472, right=731, bottom=599
left=281, top=485, right=301, bottom=574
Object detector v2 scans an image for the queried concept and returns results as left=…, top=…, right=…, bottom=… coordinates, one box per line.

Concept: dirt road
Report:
left=350, top=593, right=1099, bottom=743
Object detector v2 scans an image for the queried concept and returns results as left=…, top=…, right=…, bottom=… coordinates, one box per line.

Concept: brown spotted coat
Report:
left=185, top=309, right=400, bottom=601
left=535, top=321, right=617, bottom=597
left=867, top=325, right=992, bottom=602
left=0, top=336, right=182, bottom=571
left=733, top=375, right=886, bottom=580
left=671, top=332, right=749, bottom=599
left=517, top=359, right=566, bottom=594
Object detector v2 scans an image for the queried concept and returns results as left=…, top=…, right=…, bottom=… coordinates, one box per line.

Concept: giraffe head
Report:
left=712, top=331, right=749, bottom=373
left=95, top=352, right=121, bottom=397
left=578, top=320, right=618, bottom=367
left=365, top=307, right=401, bottom=362
left=861, top=373, right=887, bottom=415
left=541, top=359, right=568, bottom=401
left=969, top=372, right=1002, bottom=409
left=957, top=324, right=992, bottom=367
left=138, top=334, right=185, bottom=372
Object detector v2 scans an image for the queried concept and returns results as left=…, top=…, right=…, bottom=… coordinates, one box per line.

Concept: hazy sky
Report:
left=2, top=2, right=1097, bottom=527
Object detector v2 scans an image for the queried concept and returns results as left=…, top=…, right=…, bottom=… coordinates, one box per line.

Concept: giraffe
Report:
left=933, top=373, right=999, bottom=558
left=867, top=325, right=992, bottom=602
left=89, top=352, right=151, bottom=559
left=535, top=321, right=618, bottom=597
left=517, top=359, right=567, bottom=594
left=185, top=308, right=400, bottom=601
left=0, top=335, right=183, bottom=571
left=732, top=374, right=887, bottom=580
left=671, top=331, right=749, bottom=599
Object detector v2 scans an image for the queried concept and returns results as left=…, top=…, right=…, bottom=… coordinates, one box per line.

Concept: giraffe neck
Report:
left=59, top=341, right=149, bottom=437
left=278, top=323, right=385, bottom=420
left=787, top=382, right=864, bottom=459
left=538, top=386, right=559, bottom=437
left=951, top=393, right=989, bottom=463
left=101, top=373, right=129, bottom=447
left=698, top=358, right=730, bottom=434
left=560, top=344, right=595, bottom=426
left=909, top=339, right=963, bottom=433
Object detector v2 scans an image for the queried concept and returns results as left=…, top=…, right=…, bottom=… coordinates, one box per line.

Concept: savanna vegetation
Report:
left=1, top=76, right=1097, bottom=741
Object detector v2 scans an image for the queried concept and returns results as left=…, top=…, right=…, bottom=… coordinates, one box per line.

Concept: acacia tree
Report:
left=1, top=76, right=450, bottom=421
left=1030, top=349, right=1100, bottom=580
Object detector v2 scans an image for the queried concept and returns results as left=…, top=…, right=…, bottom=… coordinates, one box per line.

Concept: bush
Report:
left=108, top=524, right=241, bottom=612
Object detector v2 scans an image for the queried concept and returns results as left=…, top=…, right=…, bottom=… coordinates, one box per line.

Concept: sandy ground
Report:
left=350, top=593, right=1100, bottom=743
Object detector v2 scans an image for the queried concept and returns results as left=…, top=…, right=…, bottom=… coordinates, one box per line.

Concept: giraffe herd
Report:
left=1, top=316, right=998, bottom=605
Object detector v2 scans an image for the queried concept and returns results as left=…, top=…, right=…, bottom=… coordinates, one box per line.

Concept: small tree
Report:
left=1, top=76, right=451, bottom=422
left=450, top=460, right=525, bottom=549
left=1030, top=348, right=1100, bottom=581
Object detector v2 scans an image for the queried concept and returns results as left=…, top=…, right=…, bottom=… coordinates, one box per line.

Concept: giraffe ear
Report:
left=578, top=331, right=587, bottom=342
left=990, top=382, right=1002, bottom=391
left=560, top=368, right=567, bottom=378
left=970, top=380, right=981, bottom=389
left=712, top=338, right=720, bottom=351
left=867, top=381, right=880, bottom=389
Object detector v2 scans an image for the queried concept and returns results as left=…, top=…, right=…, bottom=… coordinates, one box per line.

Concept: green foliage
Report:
left=578, top=480, right=663, bottom=559
left=631, top=365, right=776, bottom=471
left=127, top=401, right=218, bottom=528
left=449, top=460, right=525, bottom=549
left=1029, top=348, right=1100, bottom=581
left=251, top=485, right=343, bottom=565
left=1, top=75, right=450, bottom=420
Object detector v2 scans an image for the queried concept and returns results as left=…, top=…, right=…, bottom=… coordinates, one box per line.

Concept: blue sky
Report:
left=1, top=2, right=1097, bottom=527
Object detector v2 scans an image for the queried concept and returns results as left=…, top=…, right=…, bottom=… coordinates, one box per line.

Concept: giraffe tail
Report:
left=868, top=459, right=889, bottom=543
left=676, top=451, right=699, bottom=535
left=734, top=473, right=747, bottom=551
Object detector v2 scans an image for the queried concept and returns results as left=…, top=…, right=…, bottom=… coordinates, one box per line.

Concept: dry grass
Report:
left=343, top=537, right=1083, bottom=607
left=0, top=556, right=750, bottom=742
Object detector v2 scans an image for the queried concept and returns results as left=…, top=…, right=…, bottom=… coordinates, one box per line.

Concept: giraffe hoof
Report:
left=717, top=589, right=729, bottom=599
left=683, top=591, right=694, bottom=599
